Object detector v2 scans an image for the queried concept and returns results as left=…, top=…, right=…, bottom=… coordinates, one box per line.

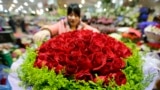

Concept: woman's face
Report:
left=67, top=12, right=80, bottom=27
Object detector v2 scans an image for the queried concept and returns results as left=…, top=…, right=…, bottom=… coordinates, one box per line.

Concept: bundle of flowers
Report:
left=144, top=24, right=160, bottom=49
left=18, top=30, right=150, bottom=90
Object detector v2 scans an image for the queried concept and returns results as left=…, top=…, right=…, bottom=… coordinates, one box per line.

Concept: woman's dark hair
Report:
left=67, top=3, right=81, bottom=17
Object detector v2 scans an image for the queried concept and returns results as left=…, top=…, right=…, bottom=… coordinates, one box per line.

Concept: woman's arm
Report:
left=33, top=22, right=59, bottom=43
left=82, top=22, right=100, bottom=33
left=40, top=22, right=59, bottom=37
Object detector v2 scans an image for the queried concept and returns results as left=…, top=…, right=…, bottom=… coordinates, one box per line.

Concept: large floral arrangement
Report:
left=18, top=30, right=150, bottom=90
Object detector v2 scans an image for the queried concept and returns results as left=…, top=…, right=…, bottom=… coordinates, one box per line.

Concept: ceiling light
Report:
left=29, top=0, right=34, bottom=3
left=112, top=0, right=116, bottom=3
left=81, top=0, right=85, bottom=4
left=4, top=10, right=8, bottom=13
left=0, top=4, right=3, bottom=11
left=120, top=0, right=123, bottom=5
left=95, top=1, right=102, bottom=8
left=24, top=2, right=28, bottom=6
left=9, top=7, right=13, bottom=12
left=0, top=0, right=2, bottom=3
left=13, top=0, right=18, bottom=4
left=155, top=0, right=159, bottom=2
left=11, top=4, right=16, bottom=7
left=129, top=0, right=132, bottom=2
left=64, top=4, right=67, bottom=8
left=16, top=5, right=23, bottom=11
left=15, top=9, right=19, bottom=13
left=19, top=5, right=23, bottom=9
left=37, top=2, right=43, bottom=8
left=22, top=10, right=27, bottom=14
left=36, top=9, right=44, bottom=15
left=45, top=8, right=49, bottom=11
left=48, top=0, right=54, bottom=5
left=79, top=4, right=83, bottom=8
left=31, top=11, right=36, bottom=14
left=97, top=1, right=102, bottom=5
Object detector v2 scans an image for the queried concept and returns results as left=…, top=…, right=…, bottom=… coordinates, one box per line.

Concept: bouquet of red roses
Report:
left=19, top=30, right=149, bottom=90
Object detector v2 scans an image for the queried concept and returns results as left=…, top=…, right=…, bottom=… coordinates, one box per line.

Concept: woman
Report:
left=33, top=3, right=99, bottom=42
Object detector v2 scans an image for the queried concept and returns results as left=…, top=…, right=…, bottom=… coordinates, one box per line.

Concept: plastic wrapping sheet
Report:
left=142, top=51, right=160, bottom=90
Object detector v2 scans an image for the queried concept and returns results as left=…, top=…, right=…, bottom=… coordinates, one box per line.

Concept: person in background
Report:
left=81, top=15, right=88, bottom=24
left=20, top=18, right=27, bottom=33
left=0, top=14, right=7, bottom=30
left=153, top=15, right=160, bottom=23
left=147, top=8, right=155, bottom=22
left=33, top=3, right=99, bottom=43
left=8, top=16, right=16, bottom=33
left=138, top=7, right=149, bottom=23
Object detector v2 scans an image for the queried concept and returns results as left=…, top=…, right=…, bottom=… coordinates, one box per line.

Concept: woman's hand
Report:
left=33, top=30, right=51, bottom=43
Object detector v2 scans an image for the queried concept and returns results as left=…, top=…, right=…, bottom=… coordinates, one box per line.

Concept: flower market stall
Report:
left=8, top=30, right=159, bottom=90
left=144, top=24, right=160, bottom=49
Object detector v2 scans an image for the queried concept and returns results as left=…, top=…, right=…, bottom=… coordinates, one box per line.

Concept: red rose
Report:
left=34, top=59, right=47, bottom=68
left=55, top=53, right=68, bottom=66
left=111, top=42, right=132, bottom=58
left=70, top=50, right=82, bottom=57
left=104, top=35, right=116, bottom=46
left=98, top=64, right=110, bottom=75
left=73, top=30, right=93, bottom=42
left=65, top=59, right=78, bottom=75
left=110, top=57, right=126, bottom=71
left=89, top=43, right=102, bottom=52
left=46, top=53, right=55, bottom=61
left=118, top=42, right=132, bottom=57
left=115, top=71, right=127, bottom=85
left=37, top=45, right=47, bottom=53
left=103, top=46, right=116, bottom=59
left=46, top=59, right=58, bottom=70
left=50, top=40, right=64, bottom=51
left=69, top=50, right=82, bottom=61
left=55, top=64, right=64, bottom=74
left=37, top=53, right=48, bottom=60
left=64, top=39, right=76, bottom=52
left=92, top=52, right=107, bottom=71
left=90, top=33, right=107, bottom=48
left=108, top=71, right=127, bottom=86
left=75, top=71, right=93, bottom=81
left=88, top=33, right=108, bottom=52
left=74, top=39, right=86, bottom=51
left=76, top=55, right=92, bottom=72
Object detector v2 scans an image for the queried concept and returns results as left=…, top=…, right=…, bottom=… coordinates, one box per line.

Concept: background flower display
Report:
left=18, top=30, right=151, bottom=90
left=144, top=24, right=160, bottom=49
